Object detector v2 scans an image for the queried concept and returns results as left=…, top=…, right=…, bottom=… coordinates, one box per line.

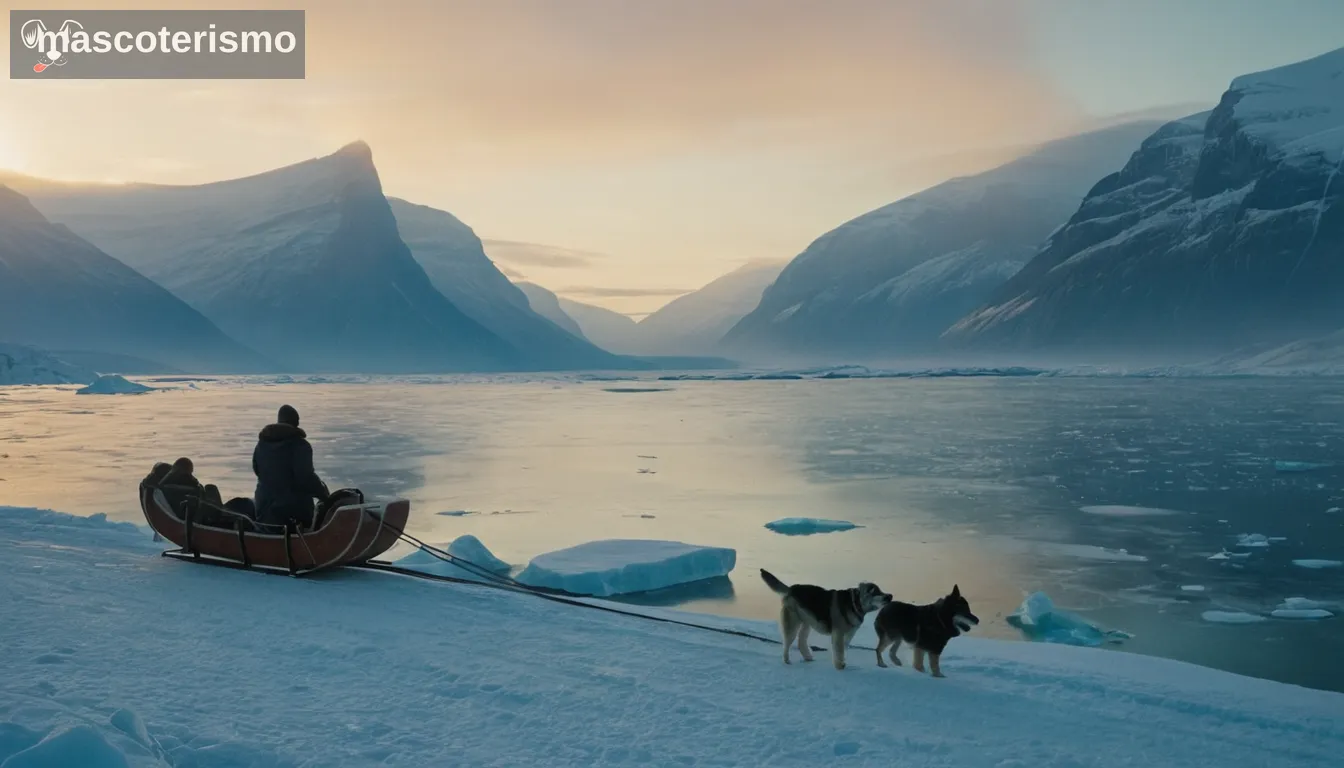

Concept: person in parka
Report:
left=253, top=405, right=330, bottom=528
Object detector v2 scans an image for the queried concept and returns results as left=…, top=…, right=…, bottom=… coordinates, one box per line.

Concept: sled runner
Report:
left=140, top=482, right=409, bottom=576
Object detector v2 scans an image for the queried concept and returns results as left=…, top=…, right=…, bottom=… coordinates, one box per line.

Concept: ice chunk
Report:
left=446, top=534, right=511, bottom=574
left=516, top=539, right=736, bottom=597
left=1236, top=533, right=1272, bottom=548
left=1277, top=597, right=1332, bottom=611
left=763, top=518, right=860, bottom=536
left=1005, top=592, right=1132, bottom=647
left=1292, top=559, right=1343, bottom=569
left=394, top=546, right=497, bottom=583
left=0, top=725, right=130, bottom=768
left=1326, top=507, right=1342, bottom=514
left=75, top=375, right=153, bottom=396
left=1201, top=611, right=1267, bottom=624
left=1274, top=460, right=1330, bottom=472
left=1080, top=505, right=1181, bottom=517
left=1271, top=608, right=1334, bottom=619
left=1180, top=585, right=1207, bottom=592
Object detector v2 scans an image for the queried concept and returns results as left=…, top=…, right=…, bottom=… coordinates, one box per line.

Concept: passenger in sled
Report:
left=253, top=404, right=338, bottom=530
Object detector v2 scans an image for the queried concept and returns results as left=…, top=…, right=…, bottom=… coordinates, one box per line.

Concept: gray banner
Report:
left=10, top=9, right=305, bottom=79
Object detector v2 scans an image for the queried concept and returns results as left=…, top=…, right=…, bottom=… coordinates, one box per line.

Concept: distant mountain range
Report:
left=5, top=46, right=1341, bottom=375
left=722, top=120, right=1163, bottom=362
left=945, top=46, right=1344, bottom=361
left=0, top=185, right=269, bottom=374
left=514, top=261, right=784, bottom=357
left=3, top=143, right=632, bottom=373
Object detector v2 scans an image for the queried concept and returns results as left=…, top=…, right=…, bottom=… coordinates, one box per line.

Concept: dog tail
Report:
left=759, top=569, right=789, bottom=595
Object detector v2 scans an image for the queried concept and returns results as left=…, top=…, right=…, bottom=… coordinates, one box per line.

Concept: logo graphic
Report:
left=20, top=18, right=83, bottom=73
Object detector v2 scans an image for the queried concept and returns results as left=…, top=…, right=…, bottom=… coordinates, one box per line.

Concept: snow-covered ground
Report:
left=3, top=506, right=1343, bottom=767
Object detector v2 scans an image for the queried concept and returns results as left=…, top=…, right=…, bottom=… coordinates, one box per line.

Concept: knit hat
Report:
left=278, top=404, right=300, bottom=427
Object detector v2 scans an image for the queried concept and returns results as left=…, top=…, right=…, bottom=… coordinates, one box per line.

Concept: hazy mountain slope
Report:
left=4, top=144, right=524, bottom=373
left=513, top=282, right=588, bottom=340
left=387, top=199, right=623, bottom=369
left=0, top=186, right=268, bottom=374
left=636, top=261, right=784, bottom=355
left=946, top=47, right=1344, bottom=359
left=722, top=120, right=1163, bottom=362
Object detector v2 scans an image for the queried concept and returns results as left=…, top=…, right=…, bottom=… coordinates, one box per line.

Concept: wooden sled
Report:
left=140, top=482, right=409, bottom=576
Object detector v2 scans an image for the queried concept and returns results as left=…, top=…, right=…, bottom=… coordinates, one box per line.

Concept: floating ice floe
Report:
left=1292, top=559, right=1343, bottom=570
left=1005, top=592, right=1132, bottom=647
left=516, top=539, right=736, bottom=597
left=763, top=518, right=860, bottom=536
left=1274, top=460, right=1331, bottom=472
left=1209, top=549, right=1252, bottom=561
left=1180, top=585, right=1207, bottom=593
left=1201, top=611, right=1267, bottom=624
left=1235, top=533, right=1274, bottom=548
left=75, top=374, right=154, bottom=396
left=1080, top=505, right=1183, bottom=517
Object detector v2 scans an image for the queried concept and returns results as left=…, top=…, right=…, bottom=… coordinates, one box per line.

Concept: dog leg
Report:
left=831, top=630, right=847, bottom=670
left=780, top=606, right=800, bottom=664
left=875, top=636, right=890, bottom=668
left=887, top=638, right=903, bottom=667
left=797, top=624, right=814, bottom=662
left=913, top=646, right=926, bottom=673
left=930, top=653, right=944, bottom=678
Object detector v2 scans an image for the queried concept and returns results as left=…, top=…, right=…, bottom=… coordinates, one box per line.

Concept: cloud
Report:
left=495, top=263, right=526, bottom=280
left=481, top=240, right=608, bottom=269
left=559, top=286, right=695, bottom=298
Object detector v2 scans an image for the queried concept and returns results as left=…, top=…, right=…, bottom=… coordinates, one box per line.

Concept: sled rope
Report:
left=358, top=509, right=873, bottom=654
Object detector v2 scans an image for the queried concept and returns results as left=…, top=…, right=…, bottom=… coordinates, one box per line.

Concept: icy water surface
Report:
left=1, top=375, right=1342, bottom=692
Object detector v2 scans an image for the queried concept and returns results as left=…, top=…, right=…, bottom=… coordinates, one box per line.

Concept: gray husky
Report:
left=760, top=569, right=892, bottom=670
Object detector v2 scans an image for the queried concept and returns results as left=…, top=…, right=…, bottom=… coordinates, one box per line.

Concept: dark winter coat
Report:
left=252, top=423, right=329, bottom=527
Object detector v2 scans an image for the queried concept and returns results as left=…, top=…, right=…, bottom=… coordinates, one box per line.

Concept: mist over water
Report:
left=1, top=374, right=1341, bottom=692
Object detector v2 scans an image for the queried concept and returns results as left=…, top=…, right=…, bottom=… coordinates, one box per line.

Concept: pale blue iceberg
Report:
left=764, top=518, right=861, bottom=536
left=517, top=539, right=736, bottom=597
left=1006, top=592, right=1131, bottom=647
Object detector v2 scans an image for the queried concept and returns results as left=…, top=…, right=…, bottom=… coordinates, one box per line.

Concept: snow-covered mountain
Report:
left=3, top=143, right=553, bottom=373
left=386, top=200, right=623, bottom=369
left=513, top=282, right=646, bottom=354
left=0, top=343, right=96, bottom=385
left=636, top=261, right=785, bottom=356
left=945, top=47, right=1344, bottom=360
left=722, top=121, right=1164, bottom=363
left=0, top=186, right=268, bottom=374
left=513, top=282, right=588, bottom=340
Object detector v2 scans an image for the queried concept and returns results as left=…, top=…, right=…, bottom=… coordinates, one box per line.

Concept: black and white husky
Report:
left=760, top=569, right=892, bottom=670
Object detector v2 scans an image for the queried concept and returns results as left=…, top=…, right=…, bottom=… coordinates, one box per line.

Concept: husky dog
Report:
left=872, top=585, right=979, bottom=678
left=760, top=569, right=892, bottom=670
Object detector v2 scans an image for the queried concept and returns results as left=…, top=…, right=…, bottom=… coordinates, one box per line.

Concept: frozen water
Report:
left=764, top=517, right=860, bottom=535
left=1277, top=598, right=1333, bottom=611
left=516, top=539, right=736, bottom=597
left=1180, top=585, right=1207, bottom=592
left=1080, top=505, right=1182, bottom=517
left=1202, top=611, right=1267, bottom=624
left=1005, top=592, right=1132, bottom=646
left=75, top=375, right=153, bottom=396
left=1272, top=608, right=1334, bottom=620
left=446, top=534, right=511, bottom=574
left=1275, top=460, right=1331, bottom=472
left=1293, top=559, right=1343, bottom=569
left=1236, top=533, right=1273, bottom=548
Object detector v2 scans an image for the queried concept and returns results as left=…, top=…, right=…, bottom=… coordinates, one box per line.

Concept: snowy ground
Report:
left=3, top=507, right=1343, bottom=767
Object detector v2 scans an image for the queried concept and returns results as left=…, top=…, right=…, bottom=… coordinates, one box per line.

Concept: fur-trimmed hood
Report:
left=259, top=423, right=307, bottom=442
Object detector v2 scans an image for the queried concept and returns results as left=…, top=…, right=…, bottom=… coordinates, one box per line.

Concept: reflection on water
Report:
left=1, top=376, right=1341, bottom=692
